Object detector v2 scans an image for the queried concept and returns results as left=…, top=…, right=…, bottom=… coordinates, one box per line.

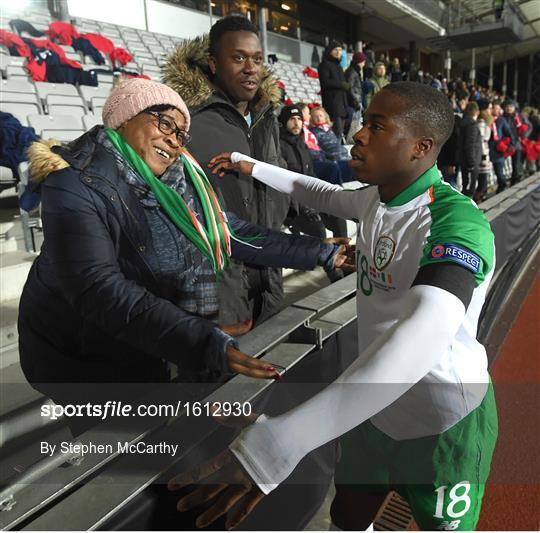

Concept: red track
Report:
left=477, top=274, right=540, bottom=530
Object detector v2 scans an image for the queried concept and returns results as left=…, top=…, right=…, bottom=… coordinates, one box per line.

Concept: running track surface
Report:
left=476, top=273, right=540, bottom=530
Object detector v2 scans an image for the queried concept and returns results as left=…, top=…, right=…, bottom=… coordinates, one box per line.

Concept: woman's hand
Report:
left=208, top=153, right=255, bottom=177
left=324, top=237, right=356, bottom=272
left=226, top=345, right=281, bottom=380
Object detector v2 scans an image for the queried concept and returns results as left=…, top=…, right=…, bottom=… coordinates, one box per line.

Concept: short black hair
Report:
left=144, top=104, right=176, bottom=113
left=209, top=15, right=259, bottom=57
left=380, top=82, right=454, bottom=146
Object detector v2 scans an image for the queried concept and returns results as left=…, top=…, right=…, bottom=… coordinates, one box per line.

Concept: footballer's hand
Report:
left=209, top=153, right=255, bottom=177
left=169, top=449, right=265, bottom=530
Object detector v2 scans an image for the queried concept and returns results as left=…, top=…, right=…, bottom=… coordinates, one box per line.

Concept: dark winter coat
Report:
left=0, top=111, right=39, bottom=179
left=344, top=63, right=363, bottom=111
left=164, top=35, right=291, bottom=324
left=317, top=49, right=349, bottom=120
left=279, top=129, right=315, bottom=176
left=438, top=113, right=462, bottom=167
left=18, top=129, right=326, bottom=397
left=458, top=115, right=482, bottom=169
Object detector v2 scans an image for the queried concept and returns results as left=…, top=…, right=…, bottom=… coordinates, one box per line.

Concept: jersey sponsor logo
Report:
left=374, top=235, right=396, bottom=271
left=430, top=244, right=481, bottom=273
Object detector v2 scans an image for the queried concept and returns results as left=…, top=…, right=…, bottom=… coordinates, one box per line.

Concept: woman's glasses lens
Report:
left=158, top=116, right=190, bottom=146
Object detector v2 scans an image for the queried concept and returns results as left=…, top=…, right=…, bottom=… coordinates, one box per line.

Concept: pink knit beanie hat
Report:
left=102, top=78, right=191, bottom=131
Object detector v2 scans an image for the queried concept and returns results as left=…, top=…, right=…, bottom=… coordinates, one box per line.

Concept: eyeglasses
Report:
left=145, top=110, right=191, bottom=146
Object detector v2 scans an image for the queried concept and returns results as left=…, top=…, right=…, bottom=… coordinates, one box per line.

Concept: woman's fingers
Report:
left=227, top=347, right=281, bottom=379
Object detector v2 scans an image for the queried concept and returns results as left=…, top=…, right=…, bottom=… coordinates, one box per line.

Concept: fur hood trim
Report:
left=164, top=34, right=281, bottom=109
left=27, top=139, right=69, bottom=184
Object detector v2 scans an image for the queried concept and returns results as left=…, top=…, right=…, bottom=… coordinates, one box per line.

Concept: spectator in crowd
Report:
left=475, top=99, right=493, bottom=203
left=438, top=96, right=468, bottom=188
left=298, top=103, right=354, bottom=185
left=310, top=106, right=351, bottom=162
left=456, top=79, right=470, bottom=101
left=362, top=41, right=376, bottom=79
left=367, top=61, right=389, bottom=104
left=164, top=16, right=291, bottom=325
left=503, top=99, right=525, bottom=185
left=318, top=39, right=350, bottom=140
left=401, top=55, right=410, bottom=80
left=389, top=57, right=402, bottom=82
left=520, top=106, right=539, bottom=175
left=345, top=51, right=367, bottom=114
left=278, top=104, right=348, bottom=242
left=458, top=101, right=482, bottom=197
left=19, top=79, right=350, bottom=436
left=489, top=99, right=513, bottom=193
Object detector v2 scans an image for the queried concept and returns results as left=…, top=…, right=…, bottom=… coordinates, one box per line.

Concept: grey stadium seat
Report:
left=0, top=103, right=40, bottom=126
left=28, top=114, right=84, bottom=134
left=1, top=78, right=36, bottom=94
left=40, top=130, right=86, bottom=142
left=82, top=114, right=103, bottom=130
left=35, top=82, right=80, bottom=102
left=79, top=85, right=112, bottom=106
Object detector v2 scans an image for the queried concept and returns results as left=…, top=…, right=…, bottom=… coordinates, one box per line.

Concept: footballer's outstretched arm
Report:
left=209, top=152, right=363, bottom=220
left=229, top=263, right=475, bottom=494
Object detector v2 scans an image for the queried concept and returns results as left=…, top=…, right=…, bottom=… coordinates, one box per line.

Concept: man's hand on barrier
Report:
left=323, top=237, right=356, bottom=272
left=226, top=345, right=281, bottom=380
left=208, top=152, right=254, bottom=177
left=168, top=449, right=265, bottom=530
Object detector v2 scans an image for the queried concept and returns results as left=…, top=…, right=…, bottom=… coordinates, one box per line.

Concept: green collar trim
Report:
left=386, top=164, right=440, bottom=207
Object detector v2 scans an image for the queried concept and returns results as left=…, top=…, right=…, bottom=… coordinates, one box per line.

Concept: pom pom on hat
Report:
left=102, top=78, right=190, bottom=131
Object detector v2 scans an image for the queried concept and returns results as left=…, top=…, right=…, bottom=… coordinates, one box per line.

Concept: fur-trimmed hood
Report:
left=163, top=34, right=281, bottom=111
left=27, top=139, right=69, bottom=184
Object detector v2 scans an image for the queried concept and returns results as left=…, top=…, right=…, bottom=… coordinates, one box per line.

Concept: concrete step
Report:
left=0, top=300, right=19, bottom=355
left=0, top=251, right=36, bottom=302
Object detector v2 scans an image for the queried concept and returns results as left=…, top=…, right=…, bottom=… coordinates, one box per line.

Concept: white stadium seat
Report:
left=82, top=114, right=103, bottom=130
left=35, top=82, right=80, bottom=102
left=28, top=114, right=84, bottom=134
left=0, top=103, right=40, bottom=126
left=5, top=65, right=28, bottom=79
left=40, top=130, right=86, bottom=141
left=1, top=79, right=35, bottom=94
left=79, top=85, right=113, bottom=107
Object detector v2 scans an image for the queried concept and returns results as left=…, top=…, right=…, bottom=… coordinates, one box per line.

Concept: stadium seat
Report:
left=96, top=73, right=114, bottom=85
left=5, top=65, right=28, bottom=79
left=28, top=114, right=84, bottom=134
left=82, top=114, right=102, bottom=130
left=35, top=82, right=80, bottom=103
left=1, top=91, right=42, bottom=112
left=79, top=85, right=113, bottom=107
left=0, top=103, right=40, bottom=126
left=40, top=129, right=86, bottom=141
left=1, top=78, right=36, bottom=94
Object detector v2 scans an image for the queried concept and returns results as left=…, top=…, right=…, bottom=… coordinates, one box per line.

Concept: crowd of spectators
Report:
left=294, top=40, right=540, bottom=204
